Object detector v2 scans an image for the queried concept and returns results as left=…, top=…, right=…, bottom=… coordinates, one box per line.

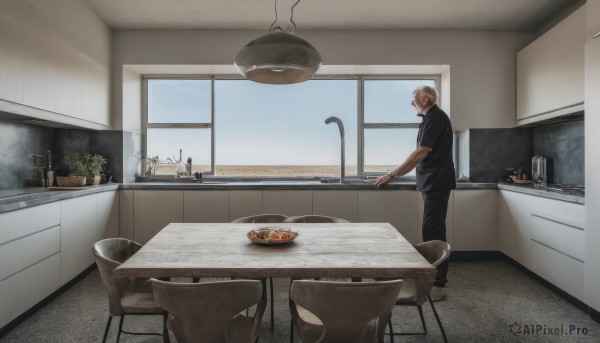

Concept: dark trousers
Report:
left=421, top=190, right=451, bottom=286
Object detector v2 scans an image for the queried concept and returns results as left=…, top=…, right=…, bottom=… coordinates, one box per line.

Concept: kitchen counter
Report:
left=0, top=181, right=496, bottom=214
left=498, top=182, right=585, bottom=205
left=0, top=184, right=120, bottom=214
left=120, top=180, right=497, bottom=191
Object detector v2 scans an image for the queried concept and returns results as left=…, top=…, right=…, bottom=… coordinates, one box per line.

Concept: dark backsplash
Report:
left=468, top=128, right=533, bottom=182
left=0, top=118, right=138, bottom=190
left=0, top=119, right=54, bottom=189
left=467, top=119, right=584, bottom=184
left=533, top=120, right=584, bottom=185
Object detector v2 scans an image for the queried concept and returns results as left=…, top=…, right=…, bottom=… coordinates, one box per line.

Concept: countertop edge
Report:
left=0, top=184, right=120, bottom=214
left=498, top=183, right=585, bottom=205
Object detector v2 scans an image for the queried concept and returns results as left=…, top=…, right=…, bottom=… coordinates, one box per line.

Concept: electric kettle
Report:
left=531, top=155, right=547, bottom=187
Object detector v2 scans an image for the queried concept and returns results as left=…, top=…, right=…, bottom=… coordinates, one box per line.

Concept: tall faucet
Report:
left=325, top=116, right=345, bottom=184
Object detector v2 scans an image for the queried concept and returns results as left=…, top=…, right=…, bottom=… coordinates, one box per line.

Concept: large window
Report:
left=144, top=76, right=440, bottom=177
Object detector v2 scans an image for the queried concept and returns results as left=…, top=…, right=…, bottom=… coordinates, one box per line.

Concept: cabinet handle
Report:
left=594, top=32, right=600, bottom=39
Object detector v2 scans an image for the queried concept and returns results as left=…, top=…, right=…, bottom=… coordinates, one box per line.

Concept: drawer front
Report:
left=0, top=202, right=60, bottom=244
left=529, top=197, right=585, bottom=229
left=529, top=213, right=584, bottom=261
left=530, top=240, right=584, bottom=301
left=0, top=225, right=60, bottom=281
left=0, top=253, right=61, bottom=328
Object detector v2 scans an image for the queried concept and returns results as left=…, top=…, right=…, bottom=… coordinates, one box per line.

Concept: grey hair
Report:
left=414, top=85, right=438, bottom=104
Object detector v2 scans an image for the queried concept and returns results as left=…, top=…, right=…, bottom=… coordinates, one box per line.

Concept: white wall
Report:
left=584, top=0, right=600, bottom=313
left=111, top=29, right=533, bottom=132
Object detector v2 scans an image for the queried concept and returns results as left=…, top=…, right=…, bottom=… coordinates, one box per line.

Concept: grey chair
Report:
left=93, top=238, right=169, bottom=343
left=231, top=214, right=290, bottom=223
left=386, top=240, right=451, bottom=343
left=231, top=213, right=290, bottom=331
left=284, top=215, right=350, bottom=223
left=289, top=279, right=403, bottom=343
left=151, top=279, right=266, bottom=343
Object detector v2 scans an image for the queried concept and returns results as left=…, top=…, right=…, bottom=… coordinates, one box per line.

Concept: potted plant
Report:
left=64, top=152, right=107, bottom=185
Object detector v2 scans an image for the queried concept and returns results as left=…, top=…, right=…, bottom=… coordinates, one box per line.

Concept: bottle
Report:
left=46, top=150, right=54, bottom=187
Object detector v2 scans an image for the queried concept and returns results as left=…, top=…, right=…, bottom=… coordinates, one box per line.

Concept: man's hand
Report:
left=374, top=173, right=395, bottom=188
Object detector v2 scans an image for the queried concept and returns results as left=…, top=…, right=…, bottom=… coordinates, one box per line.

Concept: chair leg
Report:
left=290, top=318, right=294, bottom=343
left=270, top=277, right=275, bottom=332
left=427, top=296, right=448, bottom=343
left=387, top=317, right=394, bottom=343
left=417, top=305, right=427, bottom=334
left=116, top=315, right=124, bottom=343
left=102, top=316, right=112, bottom=343
left=162, top=311, right=171, bottom=343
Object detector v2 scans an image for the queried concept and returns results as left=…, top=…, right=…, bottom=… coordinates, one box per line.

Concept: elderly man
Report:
left=375, top=85, right=455, bottom=301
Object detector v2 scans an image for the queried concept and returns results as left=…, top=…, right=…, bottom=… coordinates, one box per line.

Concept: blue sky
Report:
left=147, top=79, right=433, bottom=166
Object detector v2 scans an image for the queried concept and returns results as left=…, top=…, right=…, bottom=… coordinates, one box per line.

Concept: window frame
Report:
left=142, top=74, right=442, bottom=177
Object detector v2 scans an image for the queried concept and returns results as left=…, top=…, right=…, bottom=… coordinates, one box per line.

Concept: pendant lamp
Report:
left=235, top=0, right=321, bottom=84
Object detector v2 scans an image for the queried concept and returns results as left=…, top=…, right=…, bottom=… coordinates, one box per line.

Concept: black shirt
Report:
left=416, top=105, right=456, bottom=192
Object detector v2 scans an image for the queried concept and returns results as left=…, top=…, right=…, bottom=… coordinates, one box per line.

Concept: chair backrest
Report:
left=231, top=214, right=288, bottom=223
left=414, top=240, right=451, bottom=267
left=289, top=280, right=402, bottom=343
left=151, top=279, right=266, bottom=343
left=285, top=215, right=350, bottom=223
left=92, top=238, right=143, bottom=315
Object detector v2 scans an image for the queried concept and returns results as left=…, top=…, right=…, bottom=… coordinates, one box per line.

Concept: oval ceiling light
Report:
left=234, top=0, right=322, bottom=85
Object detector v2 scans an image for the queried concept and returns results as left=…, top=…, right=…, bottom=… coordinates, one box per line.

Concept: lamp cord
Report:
left=269, top=0, right=301, bottom=33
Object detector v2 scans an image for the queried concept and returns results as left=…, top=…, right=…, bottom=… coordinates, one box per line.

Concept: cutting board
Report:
left=47, top=186, right=100, bottom=190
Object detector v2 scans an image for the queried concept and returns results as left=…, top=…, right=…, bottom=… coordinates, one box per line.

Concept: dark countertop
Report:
left=0, top=184, right=120, bottom=214
left=119, top=180, right=497, bottom=191
left=497, top=182, right=585, bottom=205
left=7, top=180, right=585, bottom=214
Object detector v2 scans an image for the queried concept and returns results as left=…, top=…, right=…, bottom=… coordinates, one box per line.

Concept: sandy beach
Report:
left=154, top=165, right=398, bottom=176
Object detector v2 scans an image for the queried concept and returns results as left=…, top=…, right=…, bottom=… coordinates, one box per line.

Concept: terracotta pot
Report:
left=85, top=175, right=101, bottom=185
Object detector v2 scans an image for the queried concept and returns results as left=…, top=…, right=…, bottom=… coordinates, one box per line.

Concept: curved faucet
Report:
left=325, top=116, right=345, bottom=183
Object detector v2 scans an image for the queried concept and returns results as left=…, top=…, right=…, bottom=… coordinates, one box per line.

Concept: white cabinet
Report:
left=453, top=190, right=497, bottom=251
left=313, top=191, right=358, bottom=222
left=358, top=190, right=419, bottom=244
left=262, top=191, right=313, bottom=216
left=21, top=9, right=82, bottom=118
left=81, top=53, right=110, bottom=125
left=498, top=190, right=532, bottom=267
left=97, top=191, right=120, bottom=239
left=0, top=202, right=61, bottom=328
left=498, top=189, right=585, bottom=300
left=229, top=191, right=263, bottom=221
left=133, top=190, right=183, bottom=244
left=60, top=195, right=99, bottom=284
left=184, top=190, right=230, bottom=223
left=516, top=5, right=586, bottom=124
left=0, top=0, right=22, bottom=103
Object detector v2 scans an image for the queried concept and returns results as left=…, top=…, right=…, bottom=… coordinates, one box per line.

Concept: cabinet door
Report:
left=184, top=190, right=229, bottom=223
left=417, top=191, right=453, bottom=246
left=230, top=191, right=263, bottom=221
left=498, top=190, right=532, bottom=267
left=313, top=190, right=358, bottom=222
left=21, top=9, right=81, bottom=117
left=60, top=194, right=98, bottom=284
left=0, top=0, right=22, bottom=103
left=453, top=190, right=498, bottom=251
left=133, top=190, right=183, bottom=244
left=81, top=53, right=110, bottom=125
left=516, top=6, right=585, bottom=120
left=97, top=191, right=119, bottom=239
left=119, top=190, right=134, bottom=240
left=262, top=191, right=312, bottom=216
left=358, top=190, right=419, bottom=244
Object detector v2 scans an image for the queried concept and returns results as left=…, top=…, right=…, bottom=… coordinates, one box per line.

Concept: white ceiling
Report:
left=84, top=0, right=582, bottom=32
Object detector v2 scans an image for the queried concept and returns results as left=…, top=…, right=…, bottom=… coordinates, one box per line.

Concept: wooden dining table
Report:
left=113, top=222, right=437, bottom=281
